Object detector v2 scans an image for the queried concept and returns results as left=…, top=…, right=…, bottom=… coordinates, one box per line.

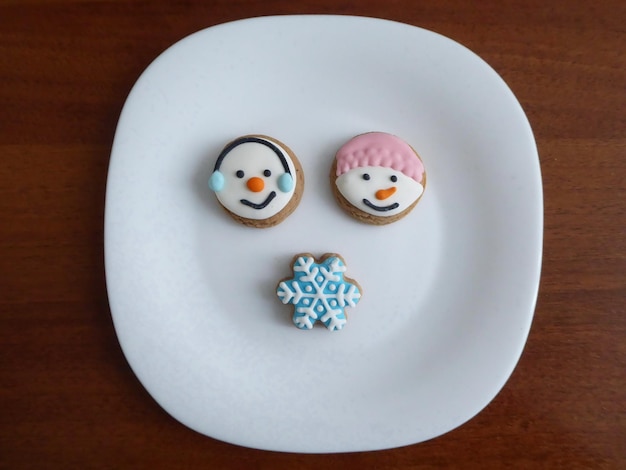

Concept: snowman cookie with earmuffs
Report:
left=330, top=132, right=426, bottom=225
left=208, top=135, right=304, bottom=228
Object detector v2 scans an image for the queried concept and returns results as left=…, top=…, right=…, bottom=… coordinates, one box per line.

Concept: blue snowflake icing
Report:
left=277, top=254, right=361, bottom=331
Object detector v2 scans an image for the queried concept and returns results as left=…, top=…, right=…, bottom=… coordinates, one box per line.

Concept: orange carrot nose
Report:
left=375, top=186, right=397, bottom=200
left=247, top=177, right=264, bottom=192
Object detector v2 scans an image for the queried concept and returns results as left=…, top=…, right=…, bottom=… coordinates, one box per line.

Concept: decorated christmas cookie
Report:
left=277, top=253, right=362, bottom=331
left=208, top=135, right=304, bottom=228
left=330, top=132, right=426, bottom=225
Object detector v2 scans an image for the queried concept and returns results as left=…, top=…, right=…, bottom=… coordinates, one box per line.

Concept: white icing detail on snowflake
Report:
left=276, top=280, right=303, bottom=304
left=277, top=255, right=361, bottom=331
left=320, top=310, right=347, bottom=331
left=293, top=314, right=314, bottom=329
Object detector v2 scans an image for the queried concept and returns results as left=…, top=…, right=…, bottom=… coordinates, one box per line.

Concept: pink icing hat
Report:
left=335, top=132, right=425, bottom=182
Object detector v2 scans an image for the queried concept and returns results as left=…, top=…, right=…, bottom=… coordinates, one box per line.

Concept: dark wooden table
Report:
left=1, top=1, right=625, bottom=468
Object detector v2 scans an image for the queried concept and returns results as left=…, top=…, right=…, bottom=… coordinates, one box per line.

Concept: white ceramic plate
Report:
left=105, top=15, right=542, bottom=453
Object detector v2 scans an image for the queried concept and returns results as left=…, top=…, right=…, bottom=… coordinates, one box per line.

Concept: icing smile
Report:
left=241, top=191, right=276, bottom=210
left=363, top=198, right=400, bottom=212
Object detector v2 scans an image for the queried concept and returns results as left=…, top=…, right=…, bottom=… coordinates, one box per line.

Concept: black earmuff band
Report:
left=214, top=137, right=291, bottom=174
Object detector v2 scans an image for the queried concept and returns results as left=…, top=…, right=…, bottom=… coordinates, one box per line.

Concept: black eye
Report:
left=362, top=173, right=370, bottom=181
left=236, top=170, right=244, bottom=178
left=263, top=169, right=271, bottom=177
left=390, top=175, right=397, bottom=182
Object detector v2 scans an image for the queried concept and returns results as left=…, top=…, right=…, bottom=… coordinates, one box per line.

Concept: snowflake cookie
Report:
left=277, top=253, right=362, bottom=331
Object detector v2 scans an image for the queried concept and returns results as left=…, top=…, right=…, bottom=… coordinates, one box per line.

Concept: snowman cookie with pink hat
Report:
left=330, top=132, right=426, bottom=225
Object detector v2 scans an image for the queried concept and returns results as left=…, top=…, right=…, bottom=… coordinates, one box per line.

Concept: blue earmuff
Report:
left=278, top=173, right=294, bottom=193
left=208, top=171, right=224, bottom=192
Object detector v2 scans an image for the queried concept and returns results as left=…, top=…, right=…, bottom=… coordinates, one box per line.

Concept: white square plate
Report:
left=105, top=15, right=542, bottom=453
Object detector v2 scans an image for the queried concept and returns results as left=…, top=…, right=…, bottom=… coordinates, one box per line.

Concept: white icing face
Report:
left=336, top=166, right=424, bottom=217
left=215, top=139, right=296, bottom=220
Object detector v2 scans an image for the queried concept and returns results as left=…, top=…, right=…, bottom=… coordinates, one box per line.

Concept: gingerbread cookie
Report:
left=277, top=253, right=362, bottom=331
left=330, top=132, right=426, bottom=225
left=208, top=135, right=304, bottom=228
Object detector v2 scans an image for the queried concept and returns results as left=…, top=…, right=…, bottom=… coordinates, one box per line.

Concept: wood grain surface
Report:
left=1, top=1, right=625, bottom=468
